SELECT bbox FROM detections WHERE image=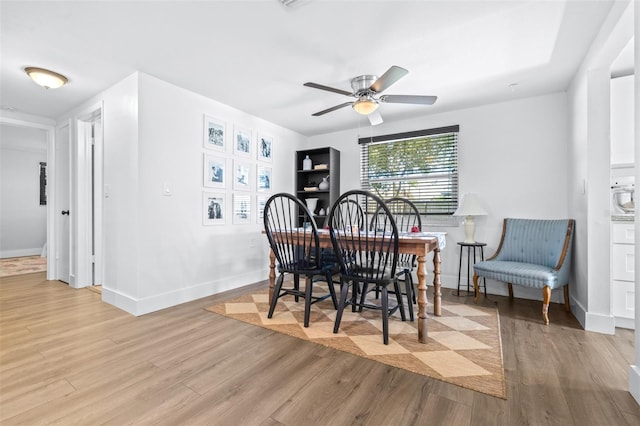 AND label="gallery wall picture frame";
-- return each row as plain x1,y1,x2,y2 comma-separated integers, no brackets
204,115,226,152
257,165,272,192
257,133,273,162
256,195,267,224
232,193,251,224
203,192,226,225
233,125,252,158
233,160,252,191
203,154,227,188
